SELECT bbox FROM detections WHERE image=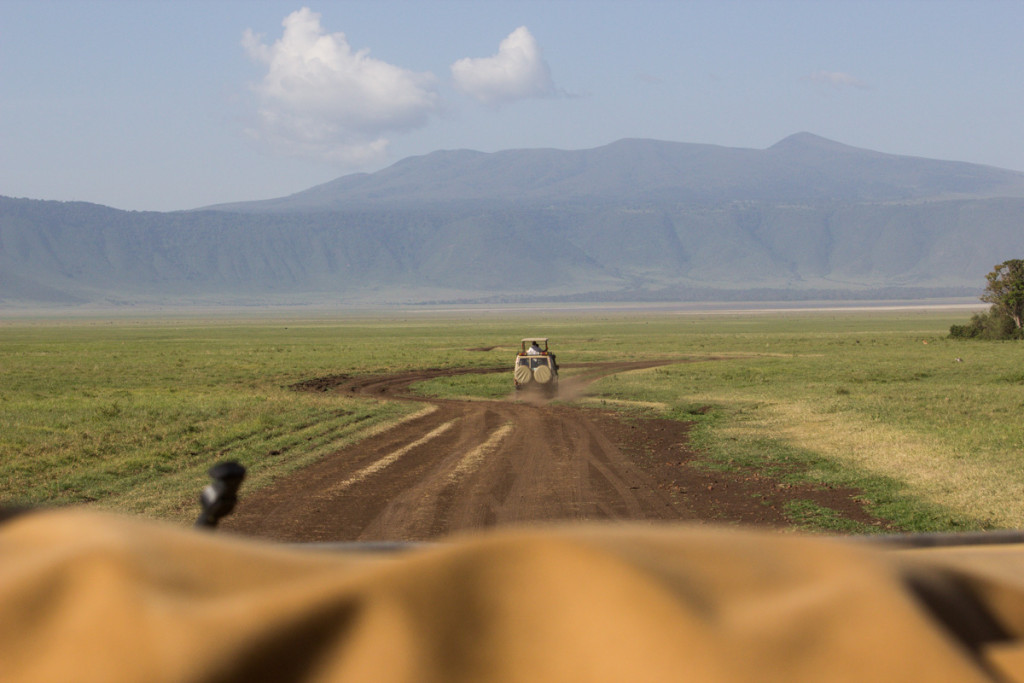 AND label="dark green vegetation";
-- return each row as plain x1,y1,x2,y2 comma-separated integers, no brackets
949,309,1022,339
5,134,1024,307
950,259,1024,339
981,259,1024,330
